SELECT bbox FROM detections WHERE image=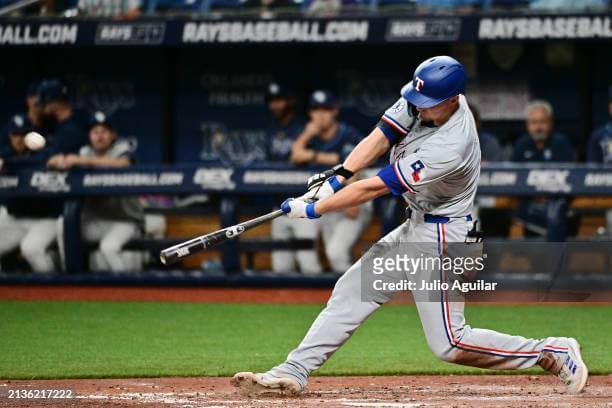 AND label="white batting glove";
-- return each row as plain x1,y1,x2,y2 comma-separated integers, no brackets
302,164,353,201
301,175,342,202
280,198,320,219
